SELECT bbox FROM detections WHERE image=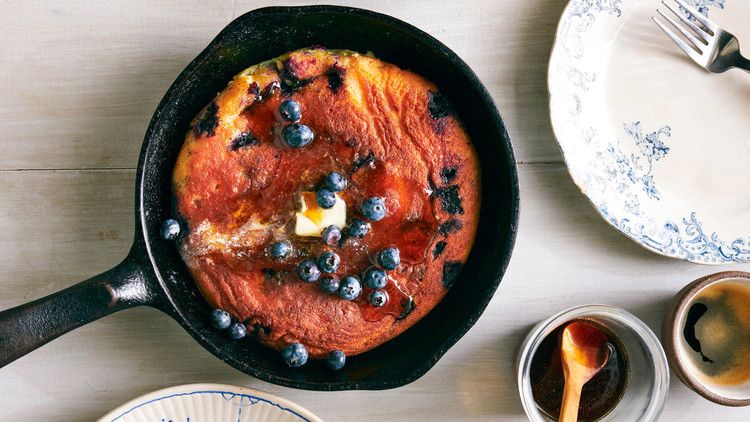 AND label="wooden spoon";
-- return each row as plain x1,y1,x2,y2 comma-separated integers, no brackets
559,321,611,422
